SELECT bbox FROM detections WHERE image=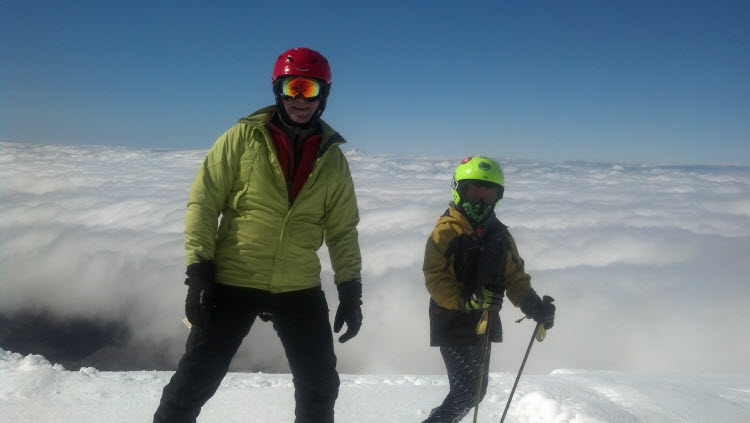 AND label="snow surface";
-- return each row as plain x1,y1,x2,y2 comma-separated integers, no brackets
2,349,749,422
